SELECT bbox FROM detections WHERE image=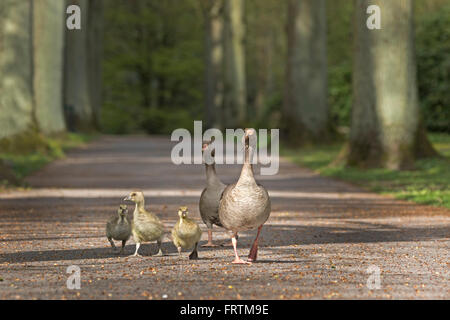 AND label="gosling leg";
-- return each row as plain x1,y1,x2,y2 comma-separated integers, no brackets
231,233,251,265
248,225,263,262
108,238,118,252
131,242,142,257
189,242,199,260
119,240,126,254
154,239,163,256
